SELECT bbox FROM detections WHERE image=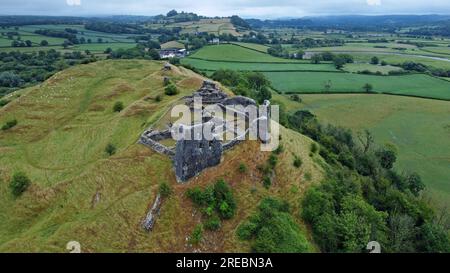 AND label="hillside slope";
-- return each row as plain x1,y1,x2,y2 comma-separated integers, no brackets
0,60,324,252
